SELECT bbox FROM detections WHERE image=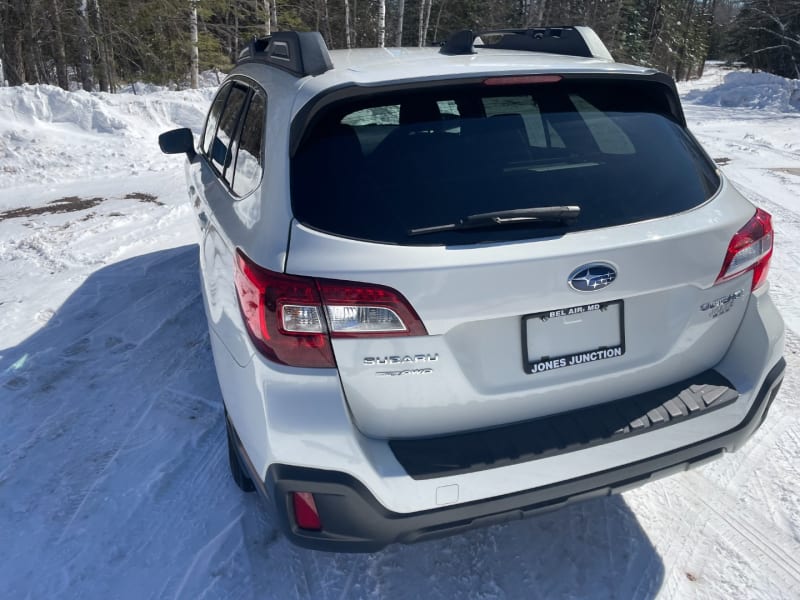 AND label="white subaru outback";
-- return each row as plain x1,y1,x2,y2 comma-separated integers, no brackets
159,27,786,552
